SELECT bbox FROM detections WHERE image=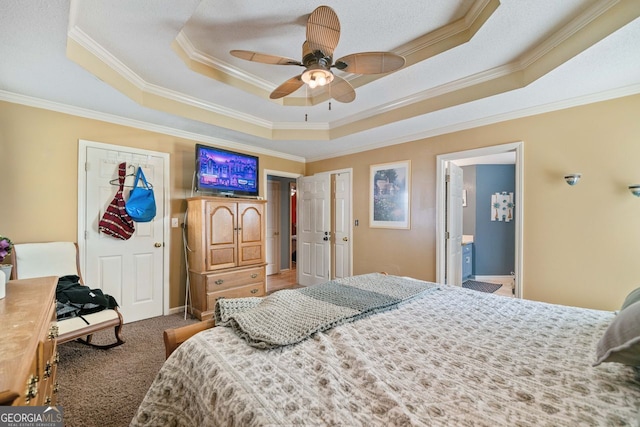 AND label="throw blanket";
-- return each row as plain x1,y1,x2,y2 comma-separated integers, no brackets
214,273,439,348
